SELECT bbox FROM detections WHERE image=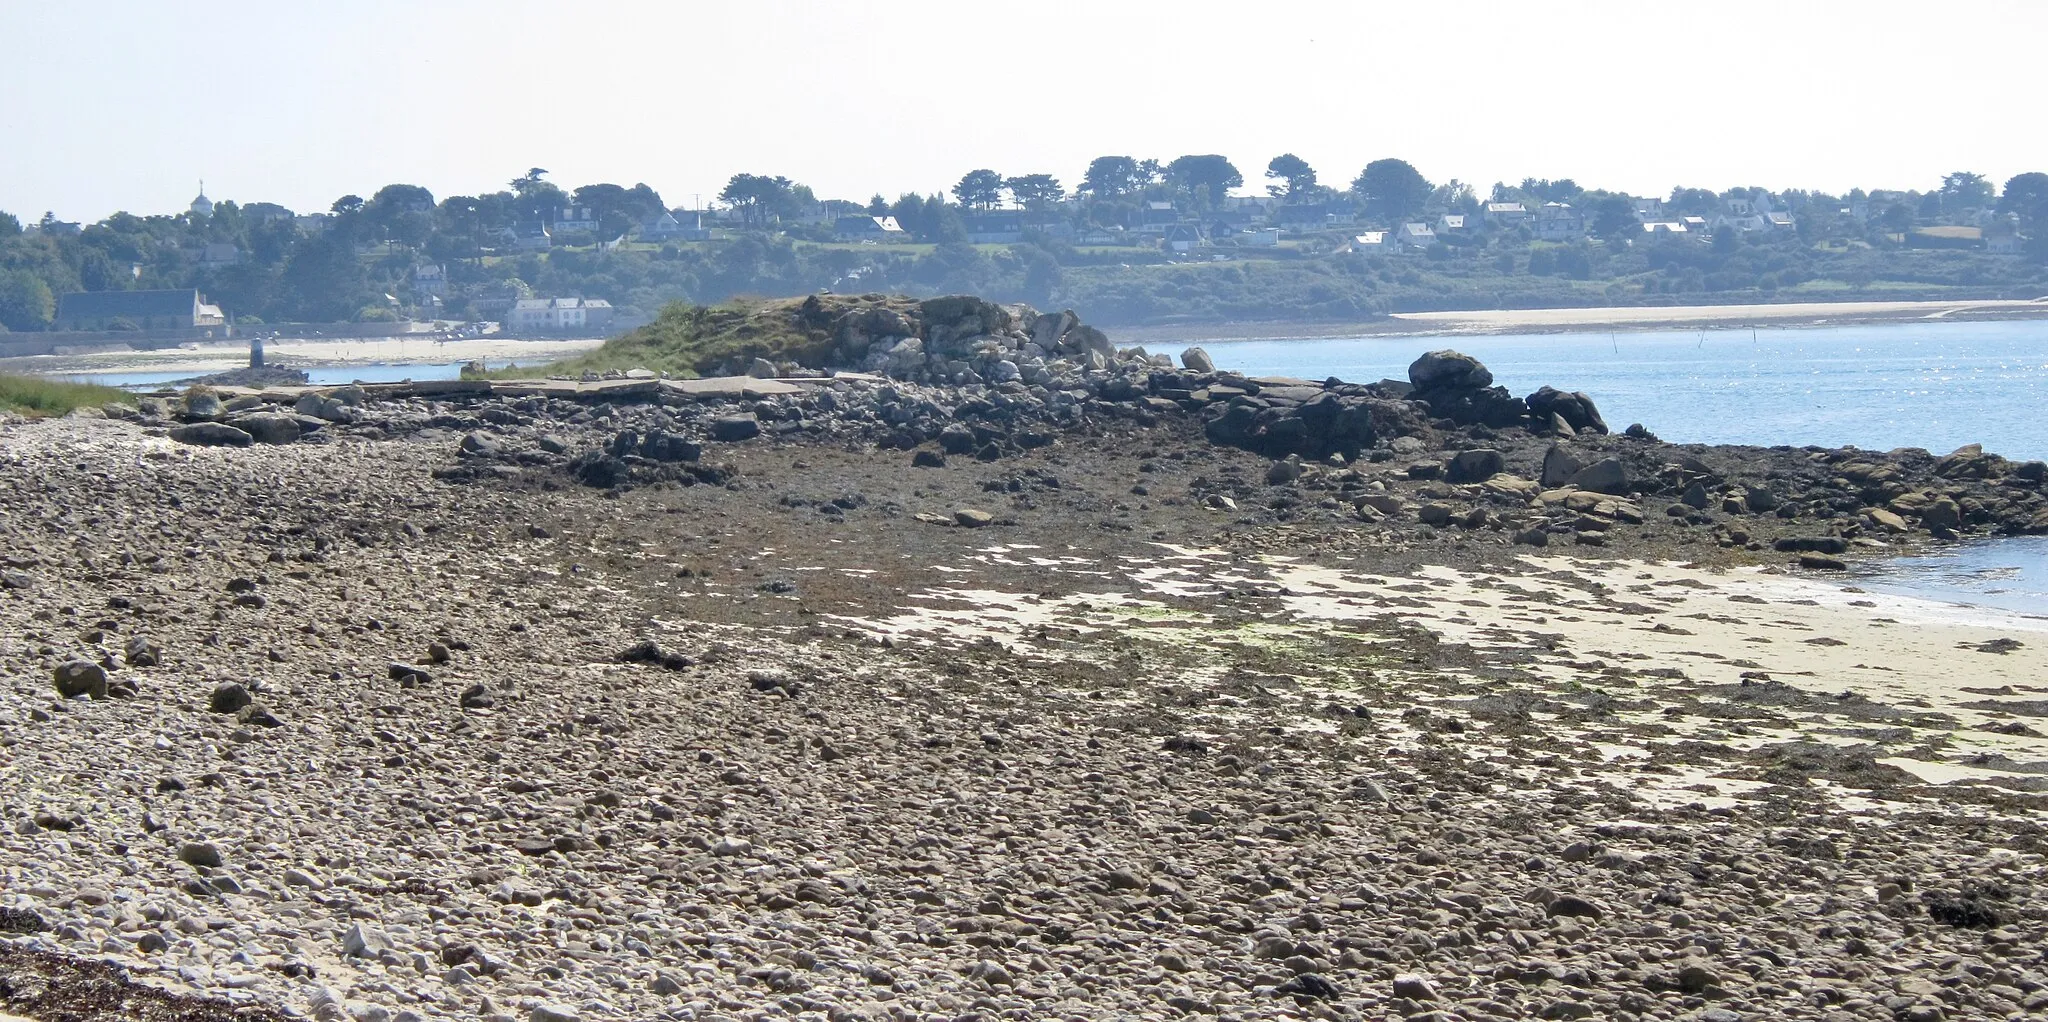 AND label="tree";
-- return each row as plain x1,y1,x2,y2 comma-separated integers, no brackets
1591,196,1638,244
0,211,19,237
1165,155,1243,209
1265,154,1317,199
2000,172,2048,222
1352,159,1432,223
1939,172,1994,214
1004,174,1063,209
280,234,370,321
866,194,890,216
331,195,365,215
953,169,1004,210
574,182,665,236
1667,187,1718,214
0,270,55,331
1080,156,1145,198
1881,203,1915,234
718,173,798,227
